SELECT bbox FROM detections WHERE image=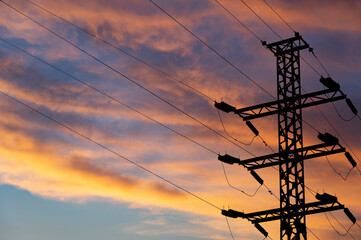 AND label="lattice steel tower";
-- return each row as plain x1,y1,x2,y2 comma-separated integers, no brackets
270,33,307,239
218,33,358,239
